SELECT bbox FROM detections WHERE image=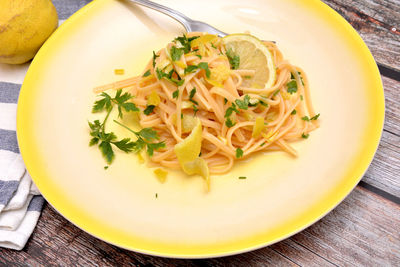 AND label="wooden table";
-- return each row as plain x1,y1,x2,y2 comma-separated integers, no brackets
1,0,399,265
